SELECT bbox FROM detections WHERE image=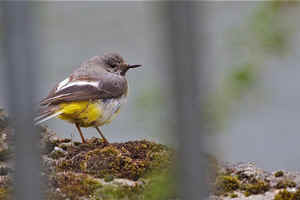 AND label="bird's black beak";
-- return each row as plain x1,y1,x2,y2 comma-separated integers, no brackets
121,64,142,76
128,64,142,69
